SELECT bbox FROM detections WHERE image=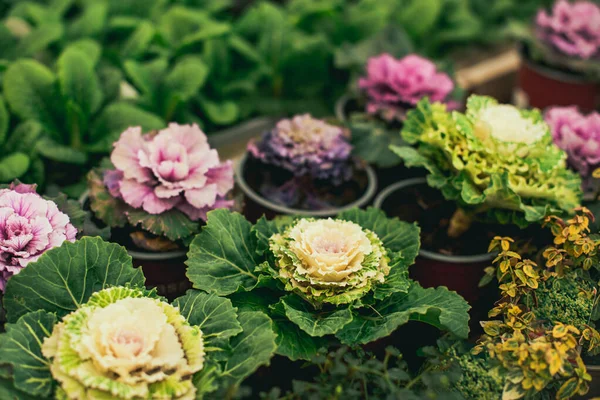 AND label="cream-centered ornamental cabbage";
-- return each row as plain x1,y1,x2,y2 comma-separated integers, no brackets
476,104,547,145
41,288,204,400
270,218,390,305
